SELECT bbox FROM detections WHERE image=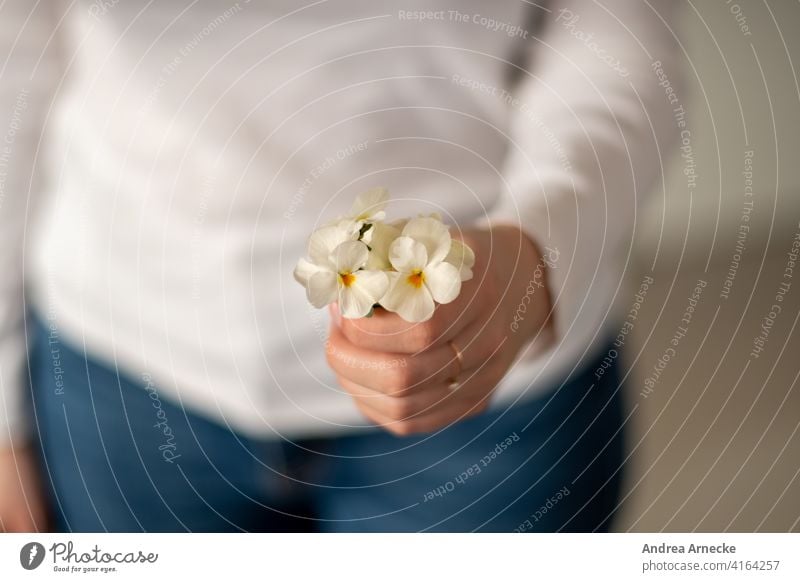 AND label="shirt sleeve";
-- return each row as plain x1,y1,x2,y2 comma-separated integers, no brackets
0,0,64,446
487,0,682,358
